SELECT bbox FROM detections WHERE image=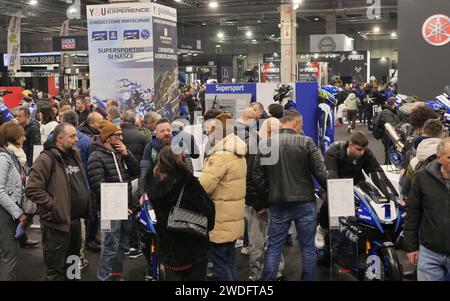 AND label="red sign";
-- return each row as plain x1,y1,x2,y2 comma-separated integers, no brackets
0,86,22,109
422,14,450,47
